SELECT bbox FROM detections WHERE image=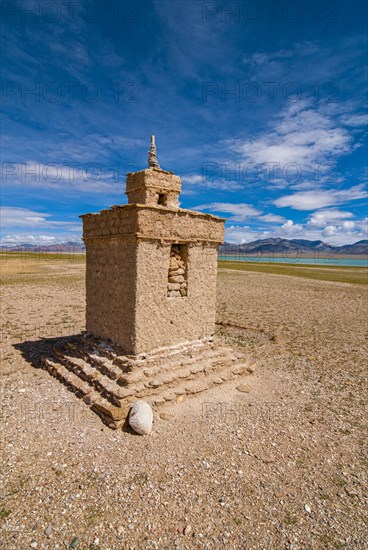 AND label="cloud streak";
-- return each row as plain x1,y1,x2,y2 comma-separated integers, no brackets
228,99,353,173
0,207,81,231
274,184,367,210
